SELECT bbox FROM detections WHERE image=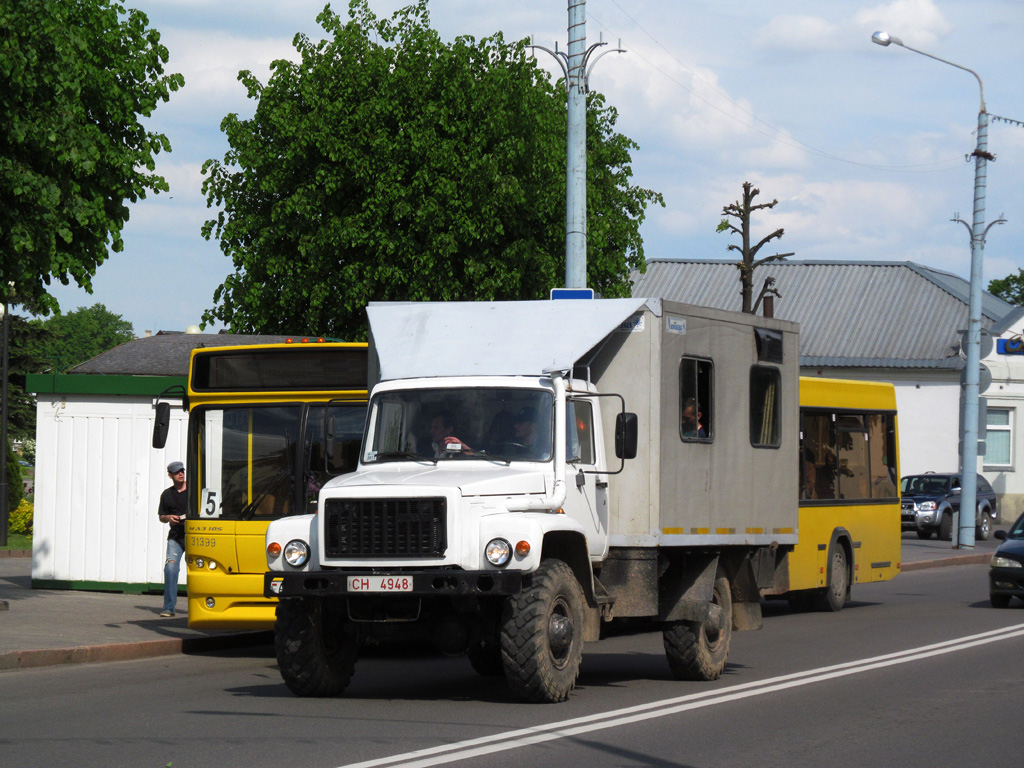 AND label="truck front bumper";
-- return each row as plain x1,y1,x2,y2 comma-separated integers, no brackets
264,568,524,599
